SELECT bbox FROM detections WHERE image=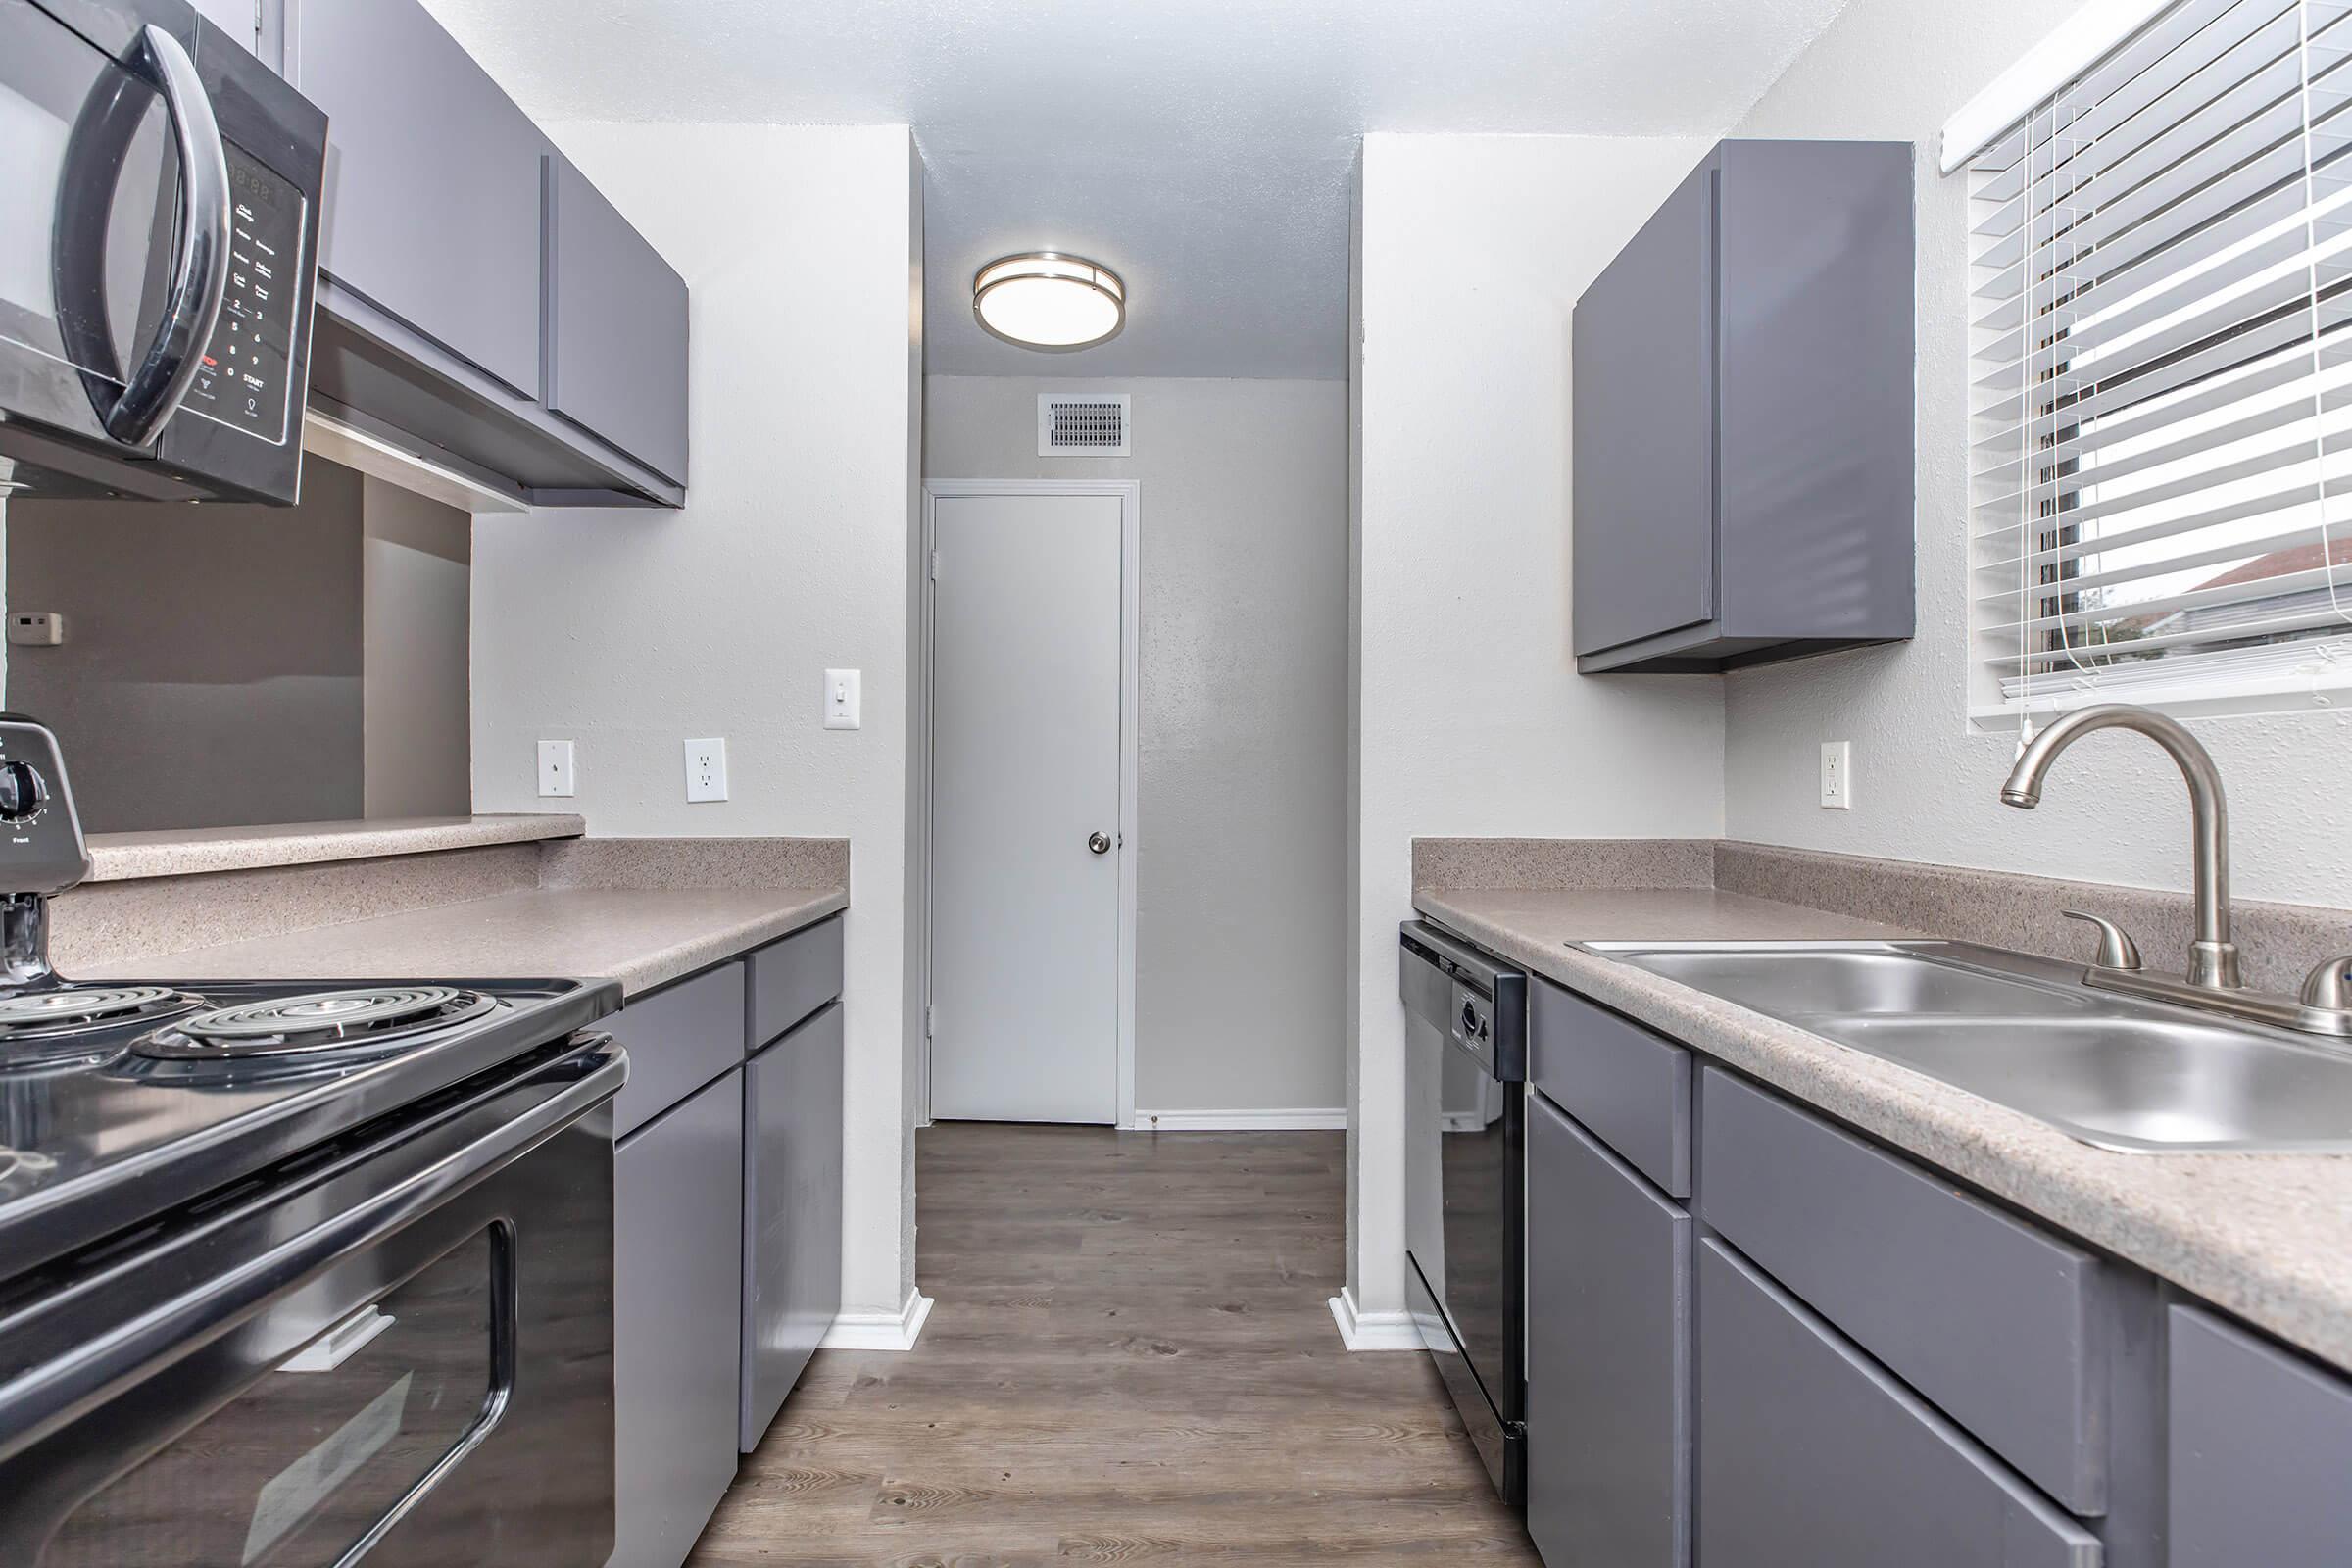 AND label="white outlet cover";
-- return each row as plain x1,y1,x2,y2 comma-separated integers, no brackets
1820,740,1853,809
536,740,575,799
824,668,862,731
684,737,728,803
